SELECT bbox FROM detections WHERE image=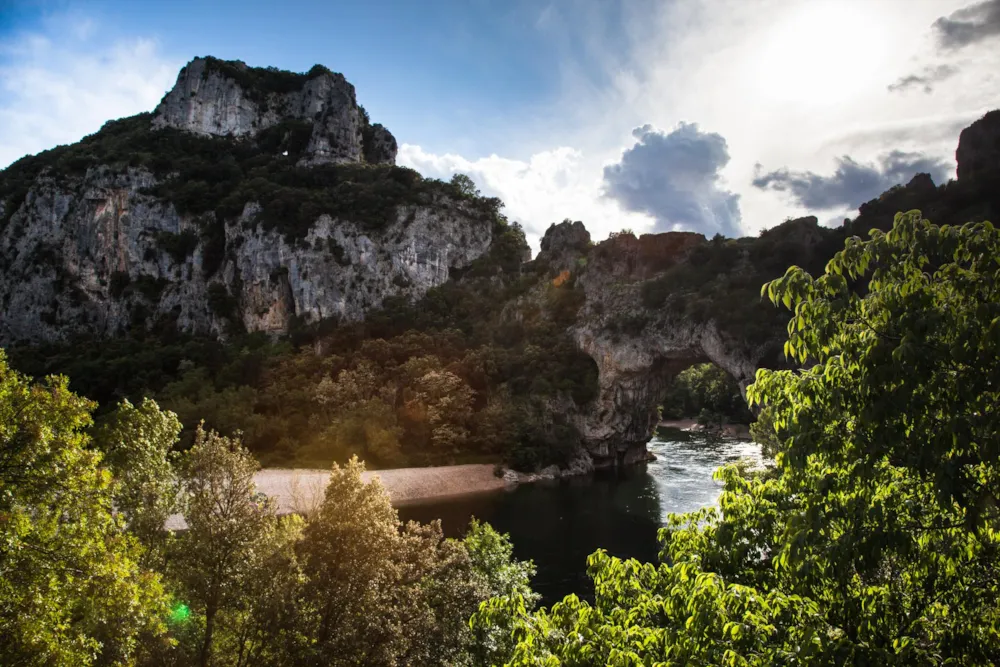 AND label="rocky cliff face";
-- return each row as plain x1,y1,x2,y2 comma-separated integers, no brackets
152,57,397,165
0,58,490,345
0,165,491,343
530,222,788,466
956,110,1000,182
